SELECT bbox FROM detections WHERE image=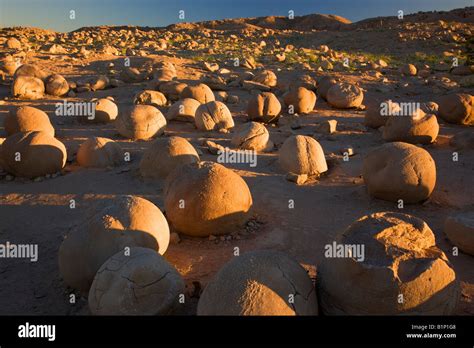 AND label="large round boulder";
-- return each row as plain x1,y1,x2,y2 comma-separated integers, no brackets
195,101,234,131
382,110,439,144
13,64,49,81
437,93,473,125
11,75,45,99
247,92,281,123
362,142,436,203
133,90,167,108
1,131,66,178
279,135,328,176
231,122,272,152
283,87,317,114
197,250,318,315
364,99,400,129
327,82,364,109
115,105,167,140
180,83,215,104
252,70,277,87
88,247,184,315
317,76,338,100
164,162,252,237
92,98,118,123
58,195,170,294
166,98,200,122
318,212,459,315
4,106,54,137
45,74,69,97
77,137,123,168
159,81,187,101
139,136,200,179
